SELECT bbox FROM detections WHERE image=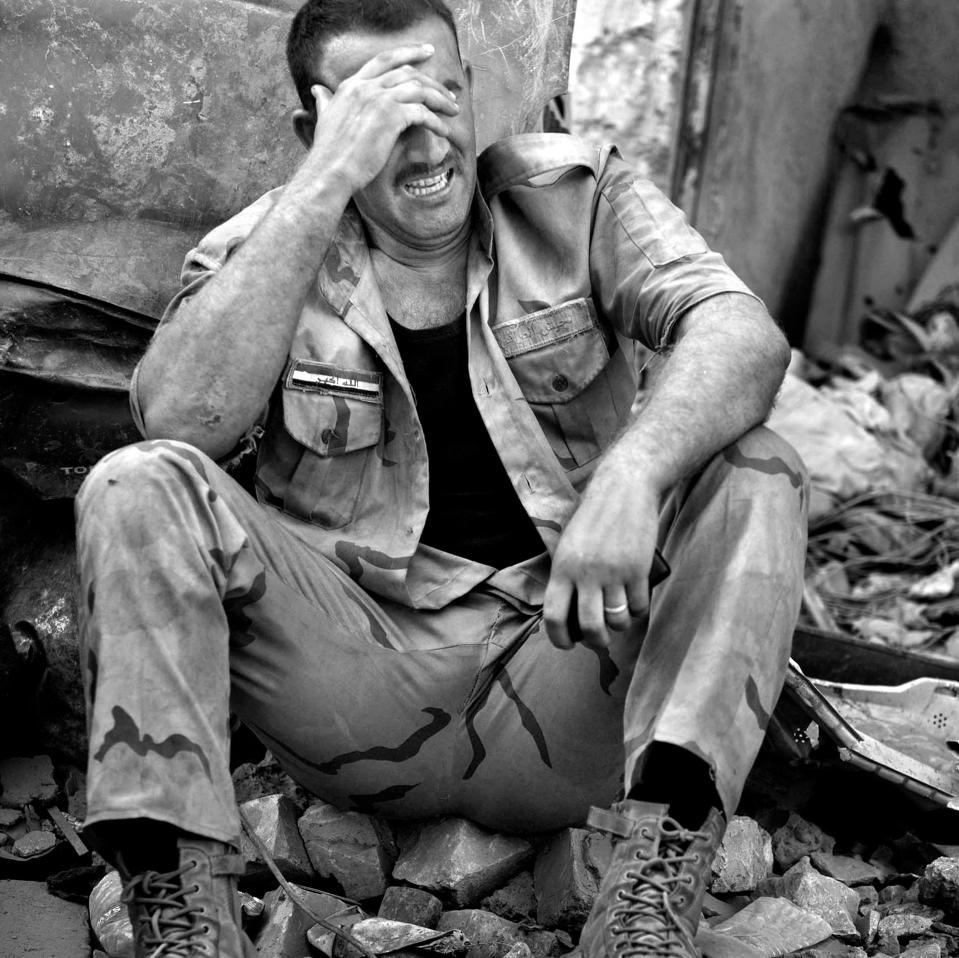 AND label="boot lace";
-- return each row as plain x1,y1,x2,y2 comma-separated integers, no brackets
122,862,207,957
610,821,705,957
